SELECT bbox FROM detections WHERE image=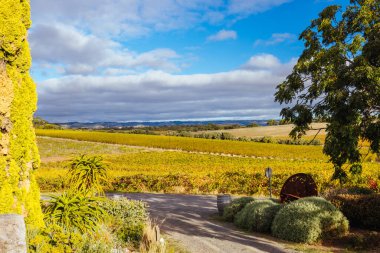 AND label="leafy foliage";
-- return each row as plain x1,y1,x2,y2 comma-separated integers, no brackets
329,193,380,231
247,200,282,233
27,222,115,253
267,119,278,126
223,197,254,222
36,138,380,195
28,223,84,253
193,132,235,140
234,201,255,229
100,198,148,246
43,193,107,233
271,197,349,243
36,129,330,160
233,199,282,233
275,0,380,181
68,155,108,195
0,0,43,227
